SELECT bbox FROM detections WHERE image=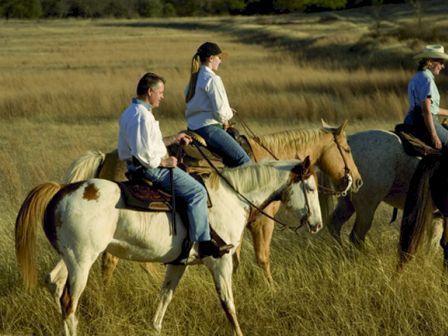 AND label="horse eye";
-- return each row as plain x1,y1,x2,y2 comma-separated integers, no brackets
306,184,315,192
